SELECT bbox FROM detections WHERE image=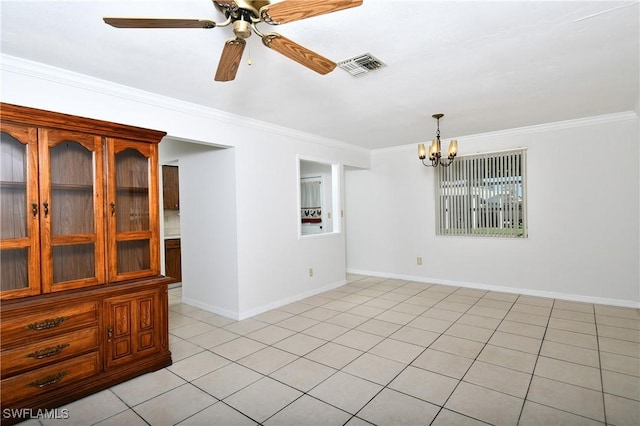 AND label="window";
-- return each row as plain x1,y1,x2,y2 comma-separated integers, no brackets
435,148,527,238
